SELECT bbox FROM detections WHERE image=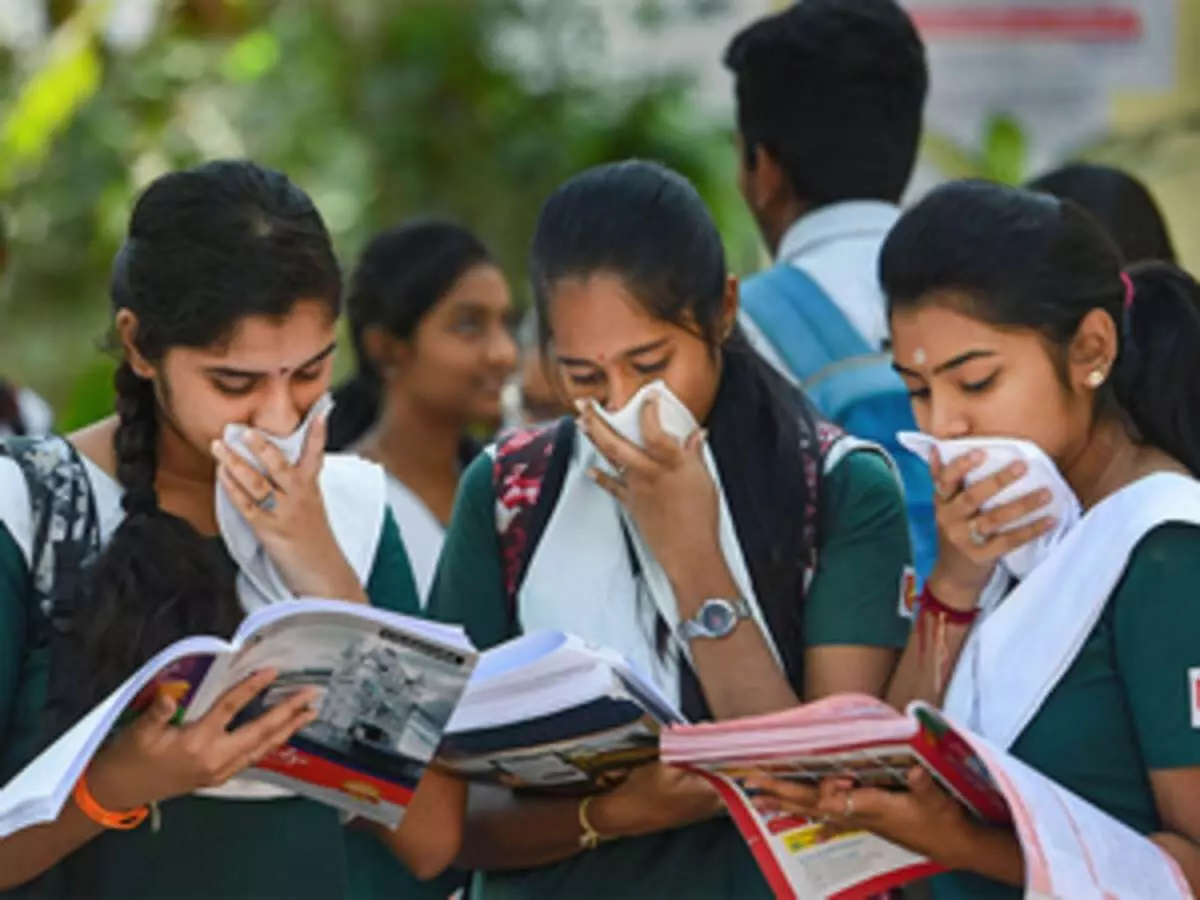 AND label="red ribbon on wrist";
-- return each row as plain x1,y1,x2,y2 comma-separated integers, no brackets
917,585,980,693
918,585,980,627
